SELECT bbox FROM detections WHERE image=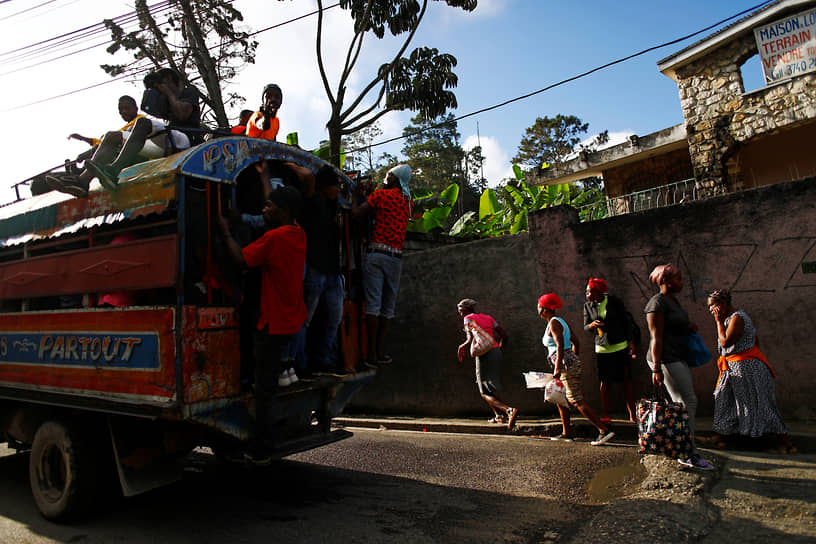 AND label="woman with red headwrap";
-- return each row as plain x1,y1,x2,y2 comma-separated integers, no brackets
645,263,715,470
538,293,614,445
584,277,637,423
